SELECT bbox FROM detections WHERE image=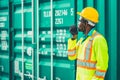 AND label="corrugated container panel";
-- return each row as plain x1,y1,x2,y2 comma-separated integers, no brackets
0,0,119,80
0,0,10,80
117,0,120,80
39,0,76,80
12,1,34,80
0,0,8,8
106,0,117,80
